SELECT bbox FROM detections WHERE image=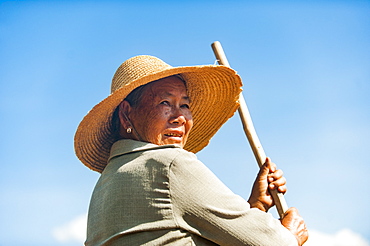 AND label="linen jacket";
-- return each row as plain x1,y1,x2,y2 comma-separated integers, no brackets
86,139,297,246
